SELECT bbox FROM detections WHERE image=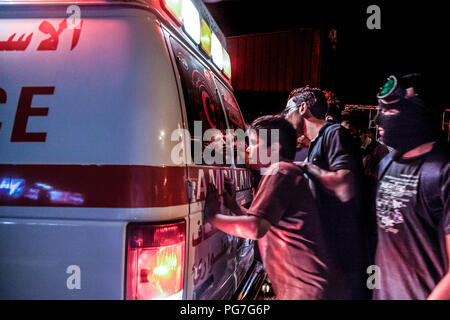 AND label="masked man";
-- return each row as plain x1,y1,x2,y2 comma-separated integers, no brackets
374,74,450,300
